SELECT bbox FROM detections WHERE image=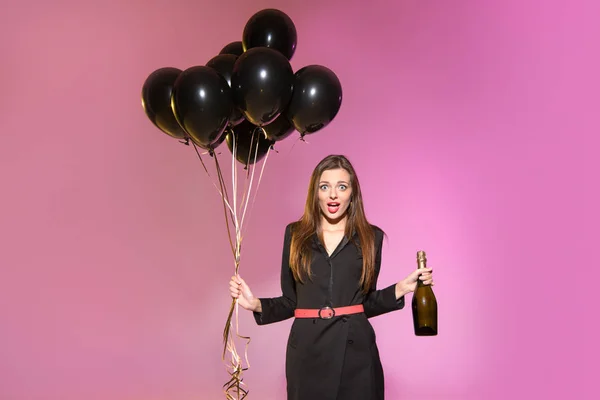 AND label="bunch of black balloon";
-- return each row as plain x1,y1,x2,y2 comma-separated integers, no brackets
141,8,343,167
